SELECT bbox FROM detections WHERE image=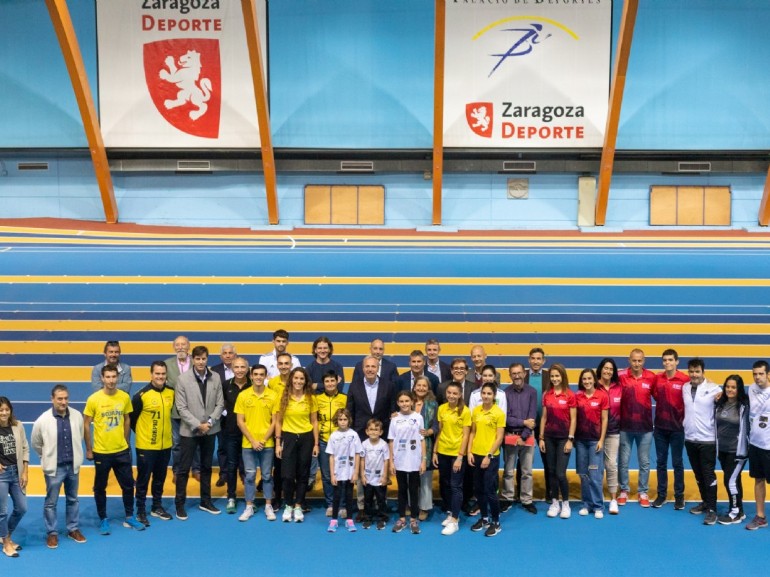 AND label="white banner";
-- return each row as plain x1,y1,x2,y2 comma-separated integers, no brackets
97,0,266,148
444,0,612,148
